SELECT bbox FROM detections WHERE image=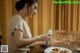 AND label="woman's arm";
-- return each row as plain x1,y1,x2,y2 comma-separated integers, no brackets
13,29,51,48
13,29,40,48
